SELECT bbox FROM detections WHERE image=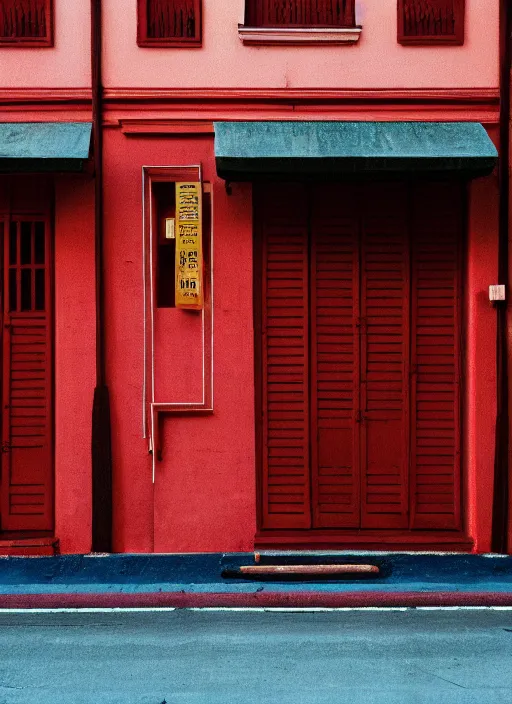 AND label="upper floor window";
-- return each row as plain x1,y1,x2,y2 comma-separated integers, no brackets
398,0,465,46
137,0,202,47
0,0,53,47
240,0,361,45
244,0,356,28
